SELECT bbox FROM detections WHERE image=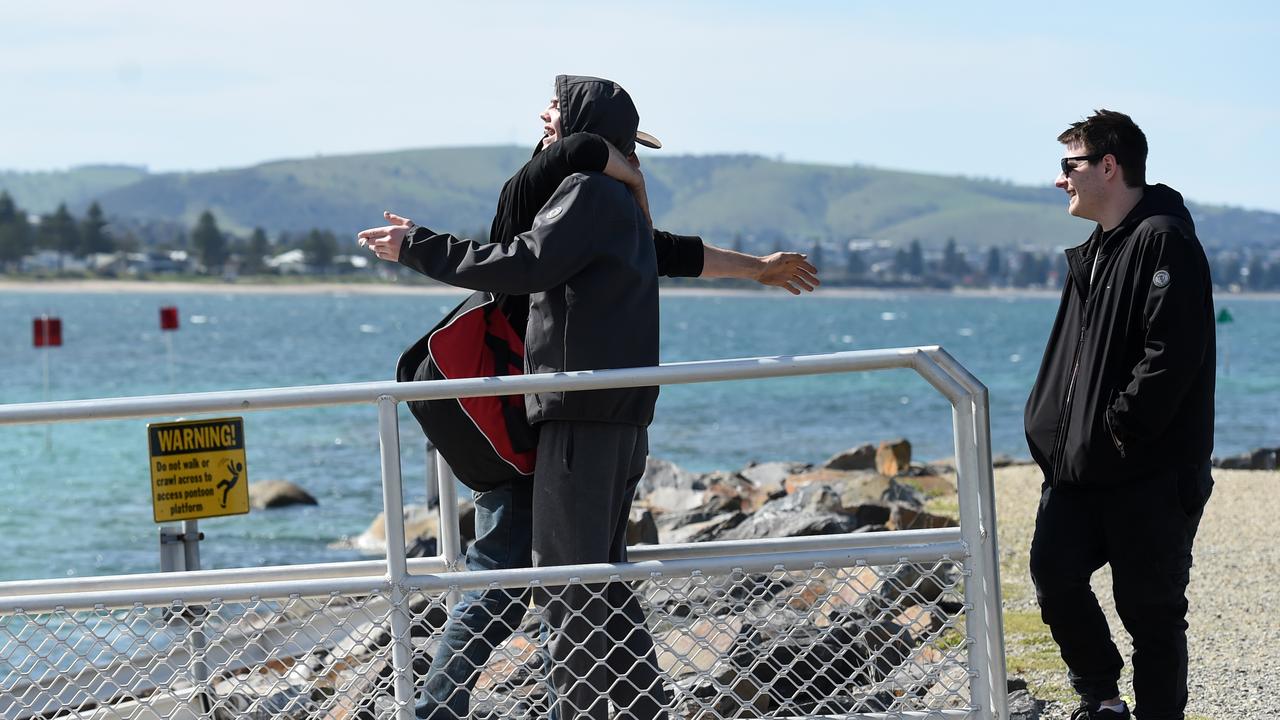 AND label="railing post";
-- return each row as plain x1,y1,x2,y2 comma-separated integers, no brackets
952,393,996,718
970,388,1008,720
928,349,1009,720
377,396,415,720
435,453,464,610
